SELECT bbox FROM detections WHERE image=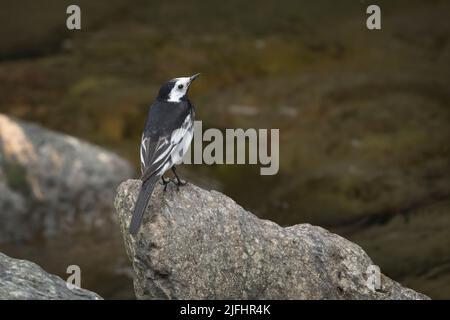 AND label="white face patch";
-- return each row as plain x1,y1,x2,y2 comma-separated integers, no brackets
167,77,192,102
